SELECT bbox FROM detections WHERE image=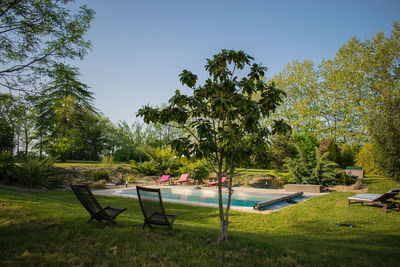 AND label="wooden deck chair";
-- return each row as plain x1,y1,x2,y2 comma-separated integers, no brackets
348,189,400,213
70,184,126,227
136,186,178,230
